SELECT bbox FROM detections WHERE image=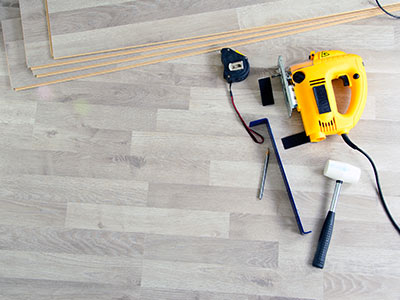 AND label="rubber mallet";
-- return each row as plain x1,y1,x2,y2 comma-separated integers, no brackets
312,160,361,269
